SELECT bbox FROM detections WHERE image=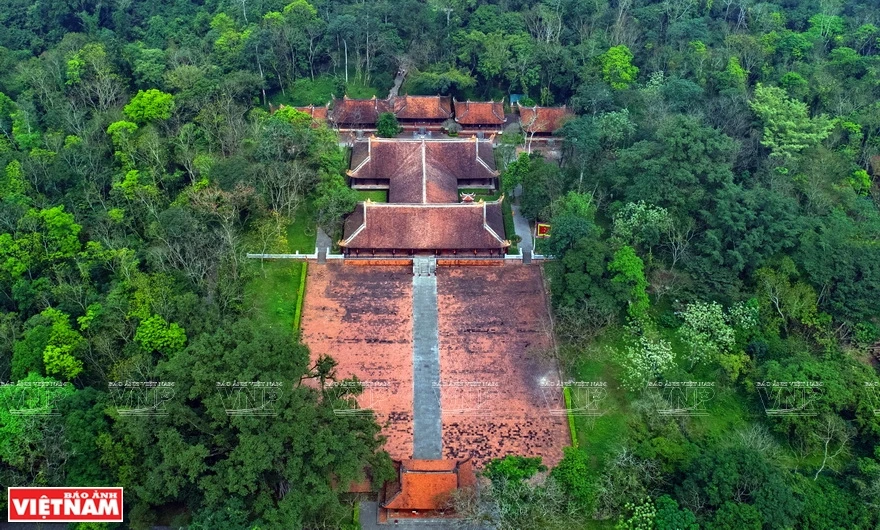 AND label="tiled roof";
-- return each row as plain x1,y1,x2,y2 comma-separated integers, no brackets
293,104,328,121
340,201,508,251
390,95,453,120
403,459,458,472
347,138,498,204
382,458,477,511
453,99,505,125
517,103,572,133
330,96,391,126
